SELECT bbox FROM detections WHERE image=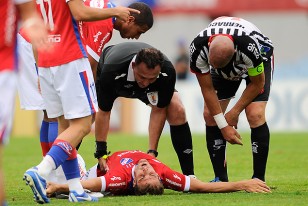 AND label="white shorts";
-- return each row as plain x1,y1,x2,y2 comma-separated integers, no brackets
17,34,45,110
0,71,17,145
39,58,98,119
